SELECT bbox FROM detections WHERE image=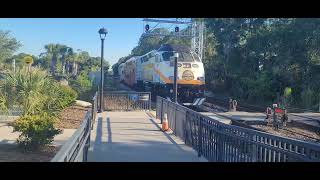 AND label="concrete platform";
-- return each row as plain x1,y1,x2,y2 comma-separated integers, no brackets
199,112,232,124
88,111,207,162
289,113,320,129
